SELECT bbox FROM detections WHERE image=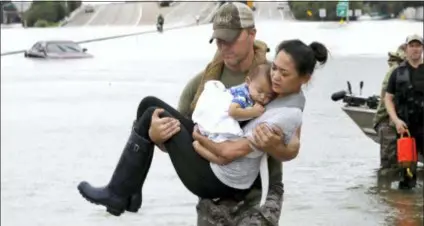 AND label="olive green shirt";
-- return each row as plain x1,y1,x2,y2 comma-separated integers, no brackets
373,65,398,127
